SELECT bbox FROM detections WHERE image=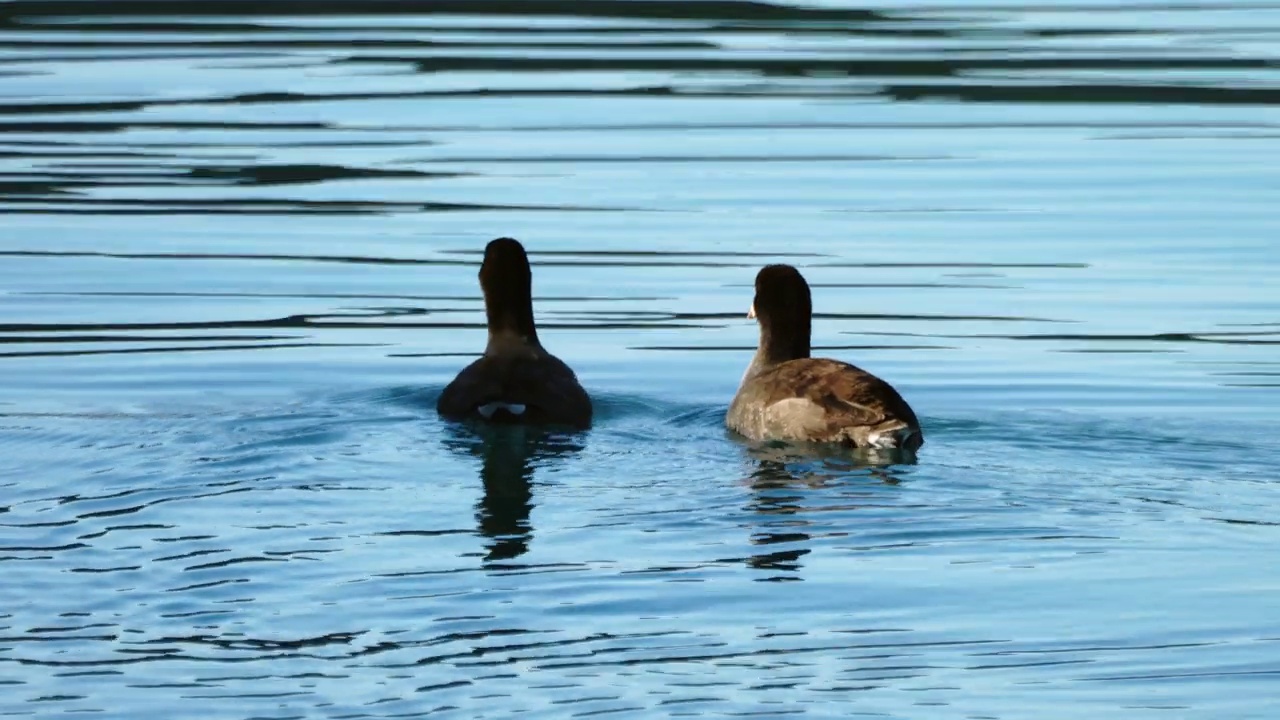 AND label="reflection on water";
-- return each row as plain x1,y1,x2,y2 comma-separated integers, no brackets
2,0,1279,718
443,423,586,561
742,454,911,580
